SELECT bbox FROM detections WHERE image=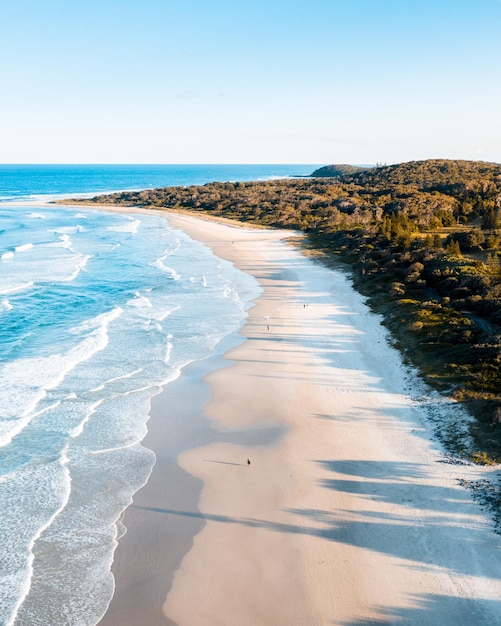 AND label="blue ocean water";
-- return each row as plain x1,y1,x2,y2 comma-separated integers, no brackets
0,163,316,203
0,165,316,625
